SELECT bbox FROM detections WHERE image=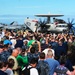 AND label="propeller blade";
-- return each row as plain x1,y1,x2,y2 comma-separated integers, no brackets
71,18,74,24
68,18,70,23
38,18,42,24
43,19,45,23
72,23,75,25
